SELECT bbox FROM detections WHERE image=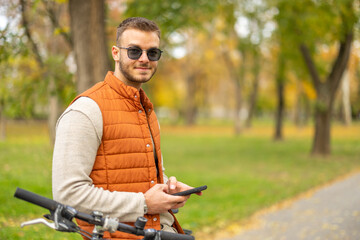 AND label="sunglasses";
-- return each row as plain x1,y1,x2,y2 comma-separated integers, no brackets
118,46,163,61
